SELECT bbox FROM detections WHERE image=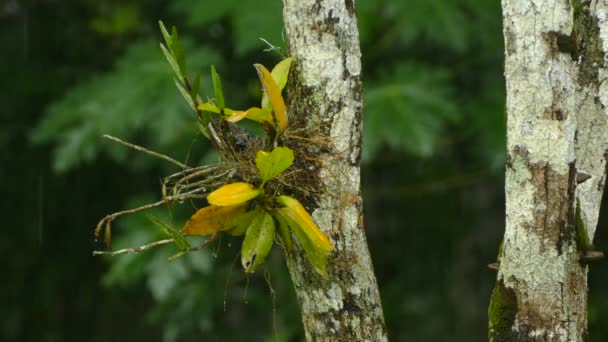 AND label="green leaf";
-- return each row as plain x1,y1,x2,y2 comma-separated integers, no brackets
271,57,294,90
160,43,181,79
174,78,196,111
158,20,172,47
211,65,225,109
170,26,187,76
241,210,275,273
190,72,201,99
168,250,189,261
147,215,191,251
255,146,294,184
197,102,221,114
